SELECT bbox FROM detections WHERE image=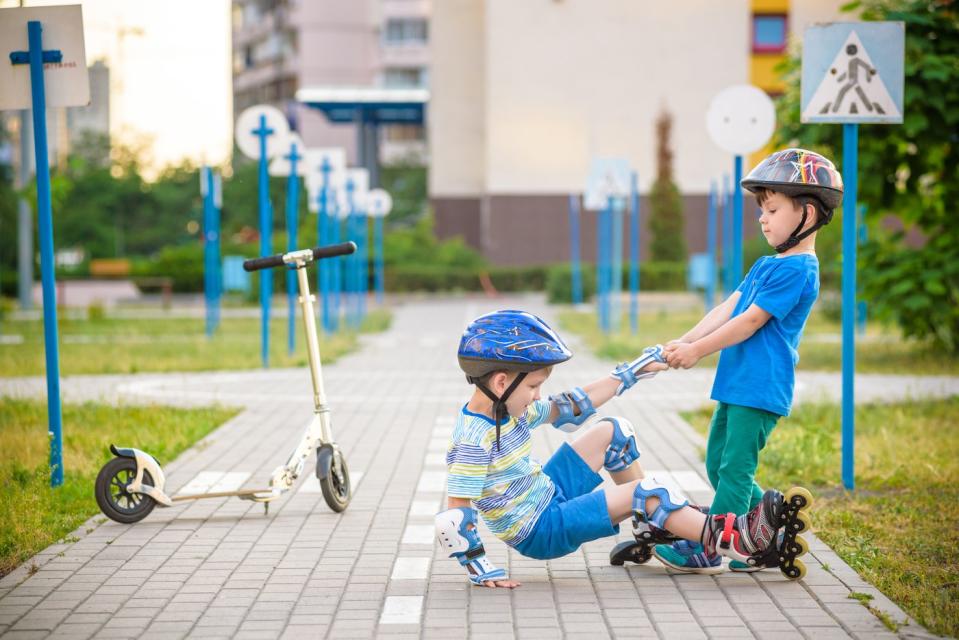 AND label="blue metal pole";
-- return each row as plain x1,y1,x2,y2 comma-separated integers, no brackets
330,190,340,332
285,143,301,356
568,195,582,305
611,198,623,333
203,167,215,338
596,202,605,332
842,123,858,491
375,215,385,304
346,181,357,328
599,196,614,333
359,210,368,321
318,161,331,332
629,173,639,334
857,204,867,335
255,114,274,368
720,173,731,295
706,180,717,310
213,173,222,333
732,155,744,285
25,21,64,487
